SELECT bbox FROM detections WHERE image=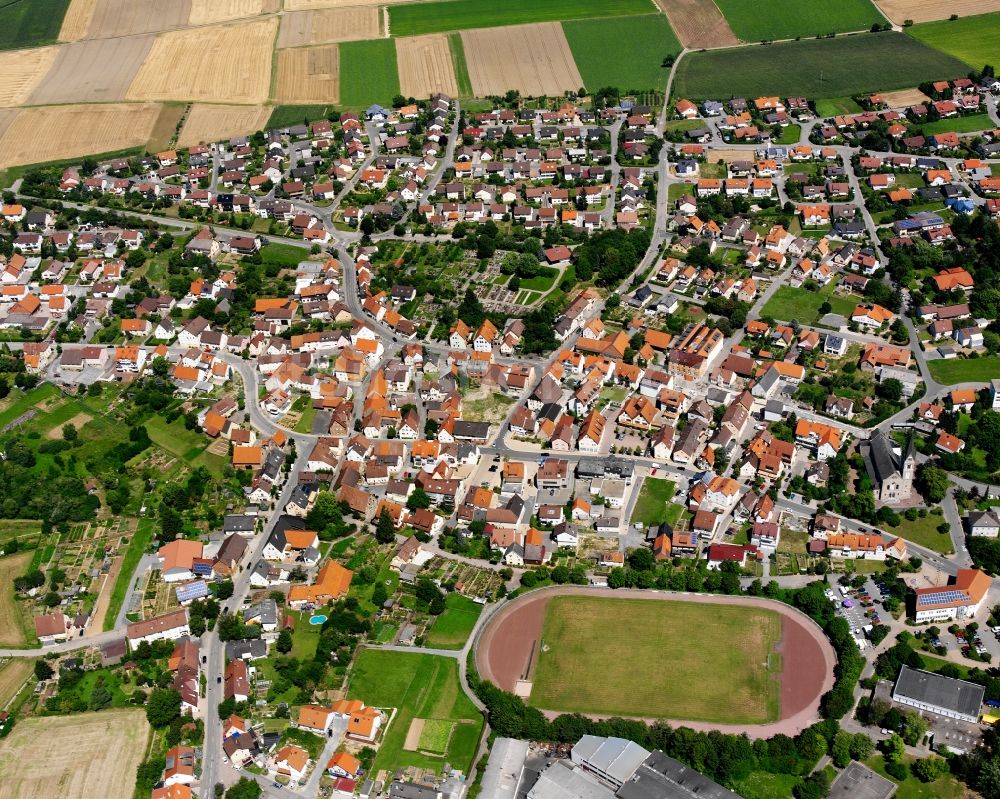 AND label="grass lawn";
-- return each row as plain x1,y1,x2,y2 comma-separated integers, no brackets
920,653,972,679
530,596,781,723
865,755,965,799
713,0,885,41
267,105,336,130
0,0,70,50
347,649,483,775
774,124,802,144
388,0,652,36
908,12,1000,71
672,34,968,100
891,511,953,555
103,518,155,631
0,383,59,430
518,266,559,292
815,96,864,117
293,402,317,434
424,594,482,650
340,39,400,107
289,611,323,659
0,551,33,646
917,113,993,135
731,771,802,799
260,242,308,268
929,356,1000,385
447,34,473,97
761,284,855,325
563,15,679,93
629,478,677,527
144,415,226,477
